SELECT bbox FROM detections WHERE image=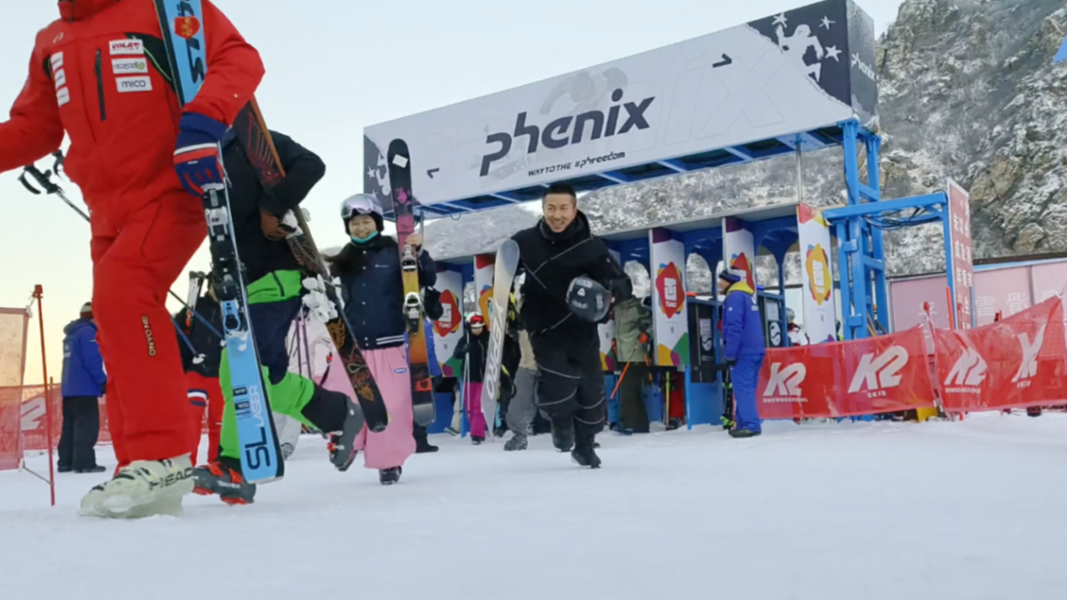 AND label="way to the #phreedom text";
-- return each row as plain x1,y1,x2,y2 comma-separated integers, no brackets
528,151,627,178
